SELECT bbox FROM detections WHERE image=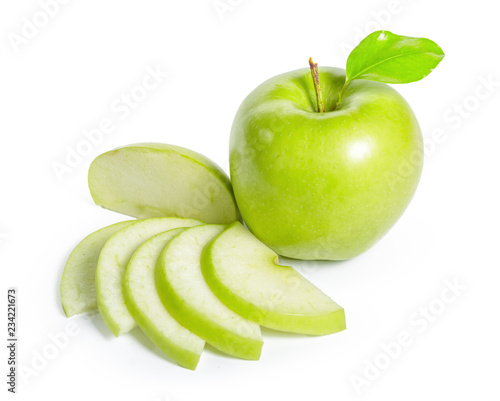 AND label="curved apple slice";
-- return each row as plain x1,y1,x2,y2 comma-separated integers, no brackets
96,217,202,336
155,225,263,360
88,143,239,224
202,222,346,335
61,220,135,317
123,228,205,370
